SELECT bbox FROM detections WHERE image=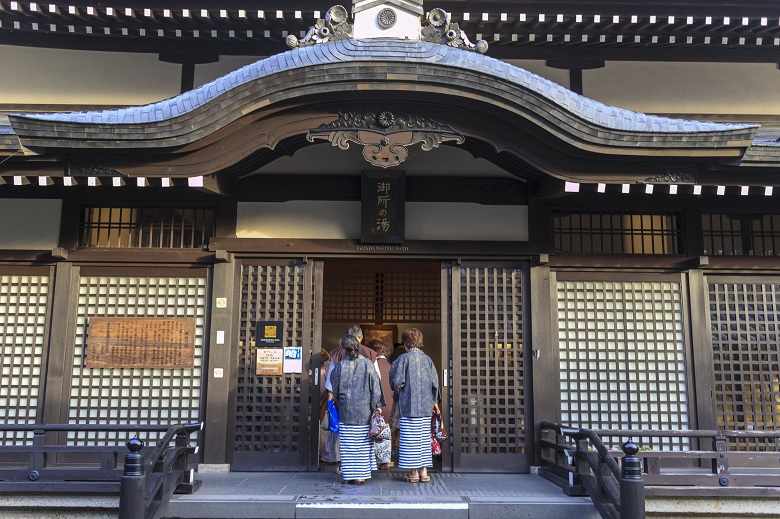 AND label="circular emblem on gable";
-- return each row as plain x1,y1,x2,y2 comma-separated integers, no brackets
377,8,397,29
